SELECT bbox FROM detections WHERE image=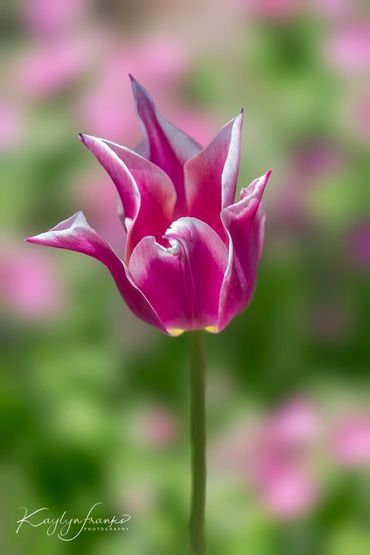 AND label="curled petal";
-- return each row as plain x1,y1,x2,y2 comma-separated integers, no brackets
26,212,166,332
130,75,202,215
79,134,176,259
184,112,243,237
216,170,271,332
129,218,228,332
